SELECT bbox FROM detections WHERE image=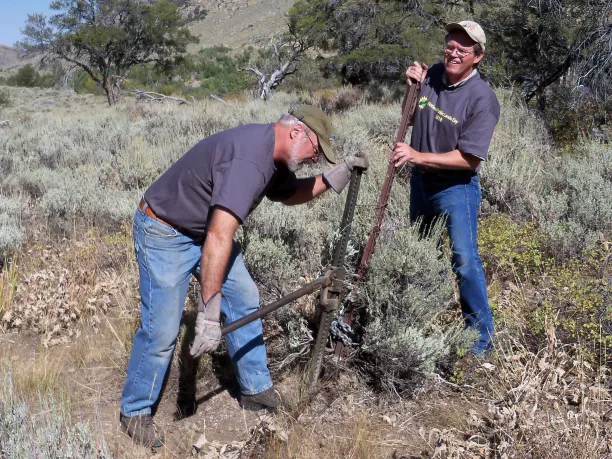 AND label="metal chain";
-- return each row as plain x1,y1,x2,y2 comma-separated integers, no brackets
329,308,358,347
